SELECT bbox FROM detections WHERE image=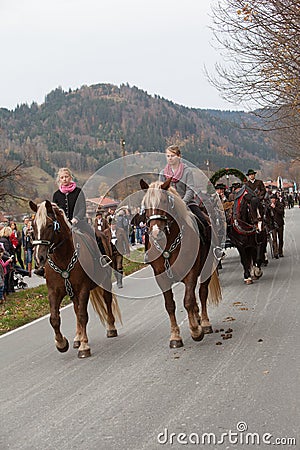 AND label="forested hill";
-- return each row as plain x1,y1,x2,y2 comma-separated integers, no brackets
0,83,277,176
